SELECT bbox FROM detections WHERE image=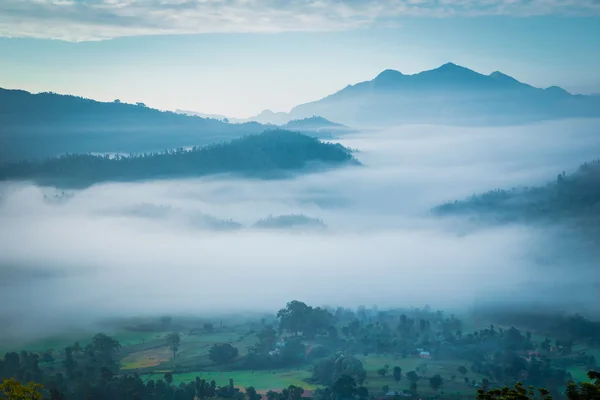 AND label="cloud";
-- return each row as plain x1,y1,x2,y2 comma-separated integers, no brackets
0,0,599,42
1,119,600,344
